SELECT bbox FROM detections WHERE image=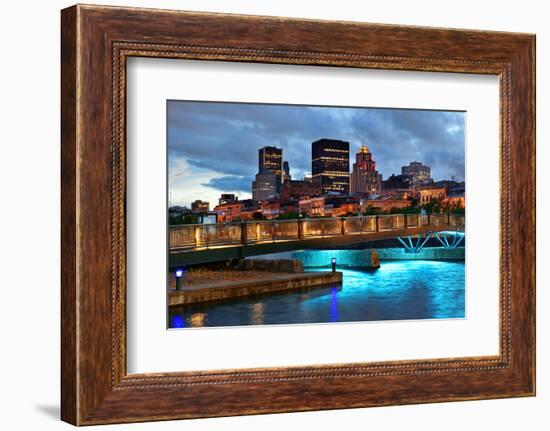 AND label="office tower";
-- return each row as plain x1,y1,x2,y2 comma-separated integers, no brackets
258,146,283,192
252,170,278,201
312,138,350,195
282,161,291,183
